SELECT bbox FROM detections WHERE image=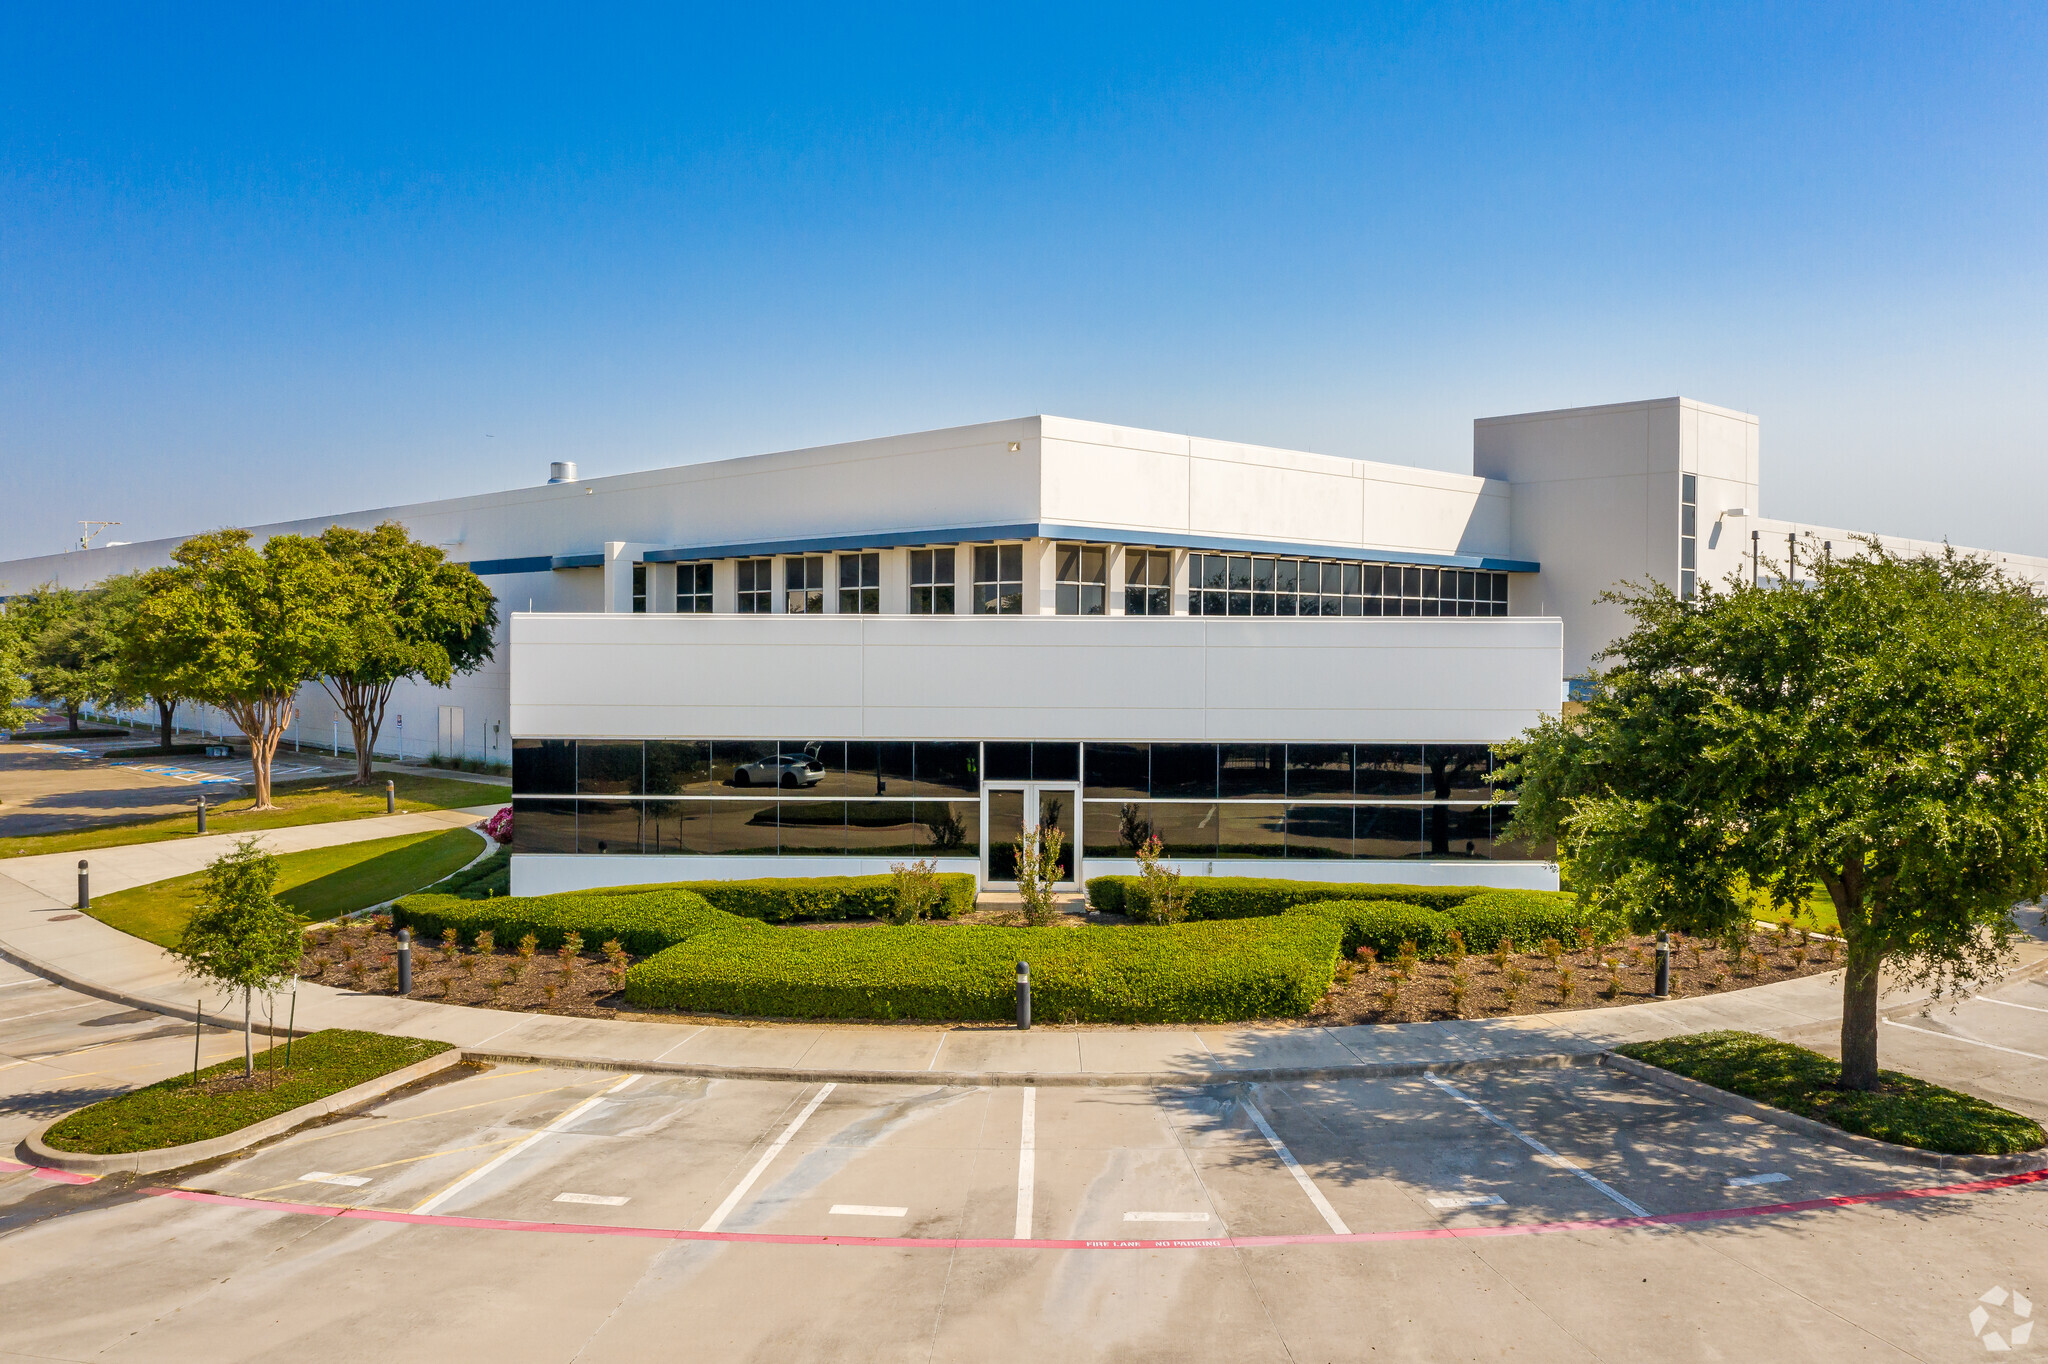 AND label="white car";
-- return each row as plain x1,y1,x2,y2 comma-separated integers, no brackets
732,753,825,788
